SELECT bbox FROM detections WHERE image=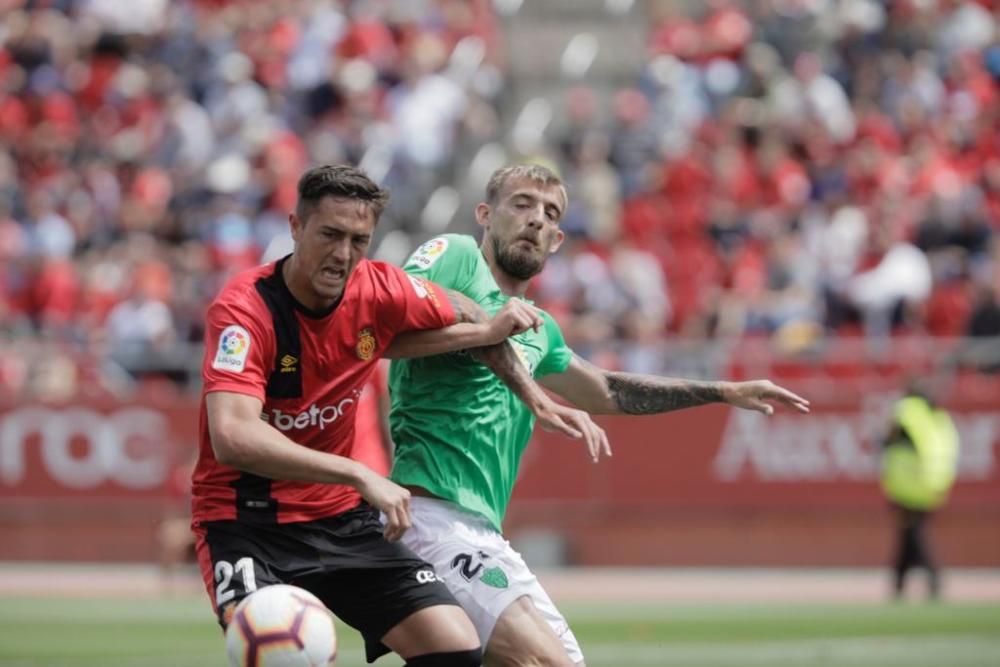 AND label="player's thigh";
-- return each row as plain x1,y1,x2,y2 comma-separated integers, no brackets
299,506,479,661
402,511,581,663
312,560,478,659
485,595,576,667
382,603,480,658
193,521,289,626
400,509,523,647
